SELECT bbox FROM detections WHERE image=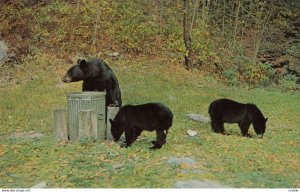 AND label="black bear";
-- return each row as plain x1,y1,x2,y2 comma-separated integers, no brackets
208,98,268,138
109,103,173,149
62,58,122,107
